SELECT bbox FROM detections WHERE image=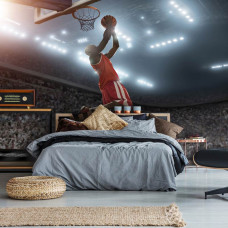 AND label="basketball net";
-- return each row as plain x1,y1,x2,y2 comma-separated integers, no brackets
72,6,100,31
